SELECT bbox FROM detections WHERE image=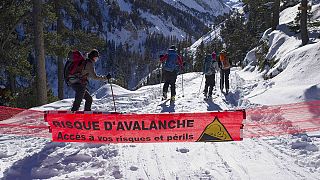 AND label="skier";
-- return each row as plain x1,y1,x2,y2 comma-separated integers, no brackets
70,49,111,111
160,45,183,101
218,49,231,94
203,52,219,99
